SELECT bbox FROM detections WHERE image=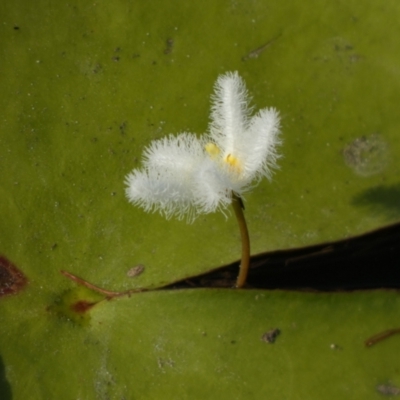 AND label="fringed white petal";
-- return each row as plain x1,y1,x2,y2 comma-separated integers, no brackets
209,72,251,155
143,133,206,172
240,107,281,181
125,168,196,221
125,134,230,222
